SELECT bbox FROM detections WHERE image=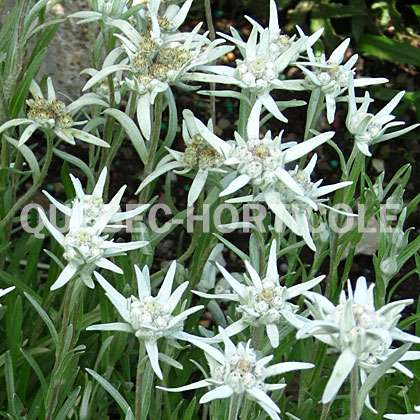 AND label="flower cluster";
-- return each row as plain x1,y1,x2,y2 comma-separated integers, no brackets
88,261,204,379
158,327,314,420
38,167,148,290
195,240,324,347
293,277,420,404
0,78,109,147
